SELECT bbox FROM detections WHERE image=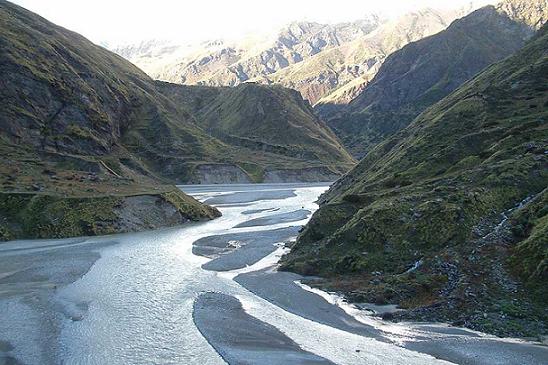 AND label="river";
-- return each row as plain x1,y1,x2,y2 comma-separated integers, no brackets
0,183,546,364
